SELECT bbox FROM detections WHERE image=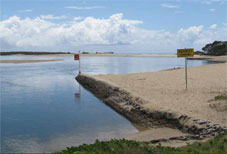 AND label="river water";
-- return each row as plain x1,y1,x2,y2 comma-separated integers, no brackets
0,55,213,152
